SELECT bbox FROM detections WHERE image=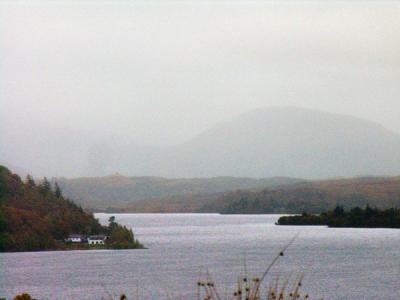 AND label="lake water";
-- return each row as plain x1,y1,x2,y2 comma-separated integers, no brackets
1,214,400,299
